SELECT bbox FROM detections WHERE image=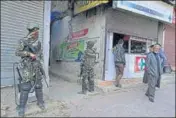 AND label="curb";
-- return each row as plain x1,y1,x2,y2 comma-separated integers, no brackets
96,74,175,93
